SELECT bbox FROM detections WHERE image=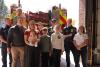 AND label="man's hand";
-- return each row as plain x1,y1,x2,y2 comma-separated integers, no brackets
61,51,64,55
64,33,72,38
76,45,81,50
0,36,7,44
